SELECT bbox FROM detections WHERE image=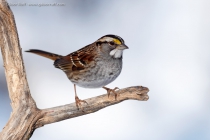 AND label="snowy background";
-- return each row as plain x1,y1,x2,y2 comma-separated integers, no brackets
0,0,210,139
